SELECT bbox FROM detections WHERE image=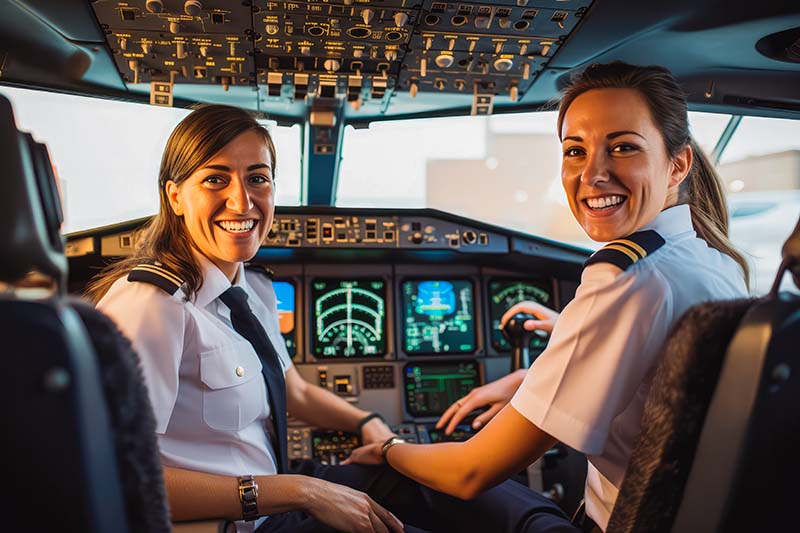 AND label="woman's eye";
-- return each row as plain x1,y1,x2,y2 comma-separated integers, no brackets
248,174,273,185
563,147,584,157
610,143,637,154
202,175,225,185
